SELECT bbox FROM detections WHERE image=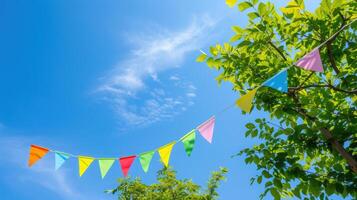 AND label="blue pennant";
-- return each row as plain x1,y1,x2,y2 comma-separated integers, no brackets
55,151,70,170
262,69,288,93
